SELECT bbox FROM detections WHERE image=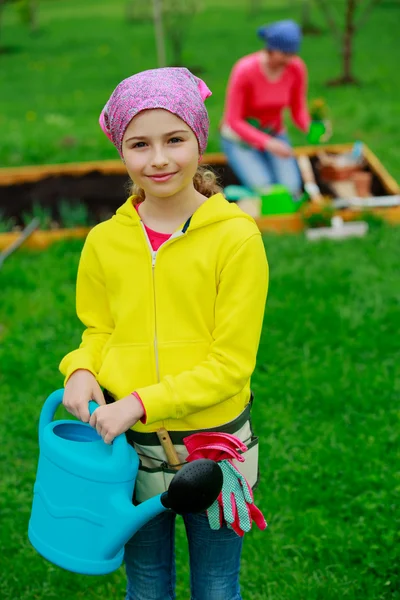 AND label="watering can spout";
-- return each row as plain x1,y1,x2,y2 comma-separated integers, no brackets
107,493,167,558
107,456,225,558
